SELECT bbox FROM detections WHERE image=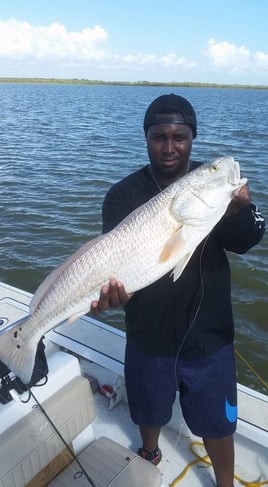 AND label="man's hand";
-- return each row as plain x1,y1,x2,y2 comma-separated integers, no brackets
90,279,133,316
225,182,251,216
